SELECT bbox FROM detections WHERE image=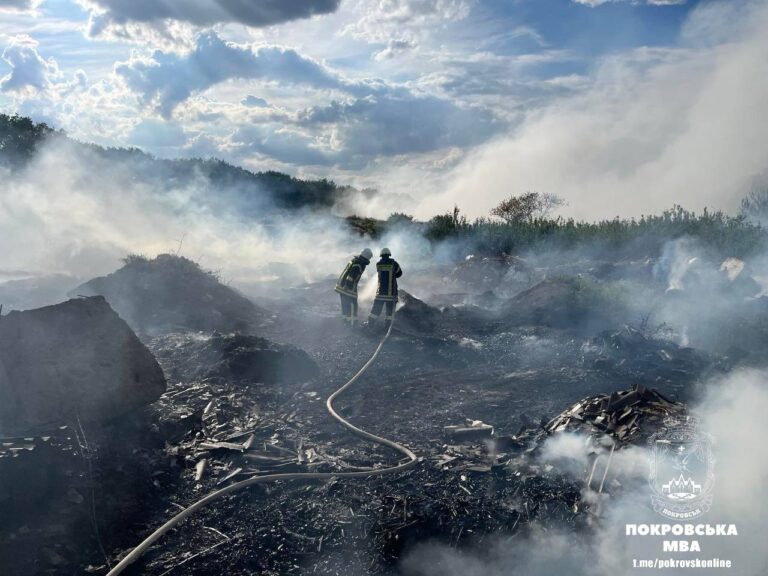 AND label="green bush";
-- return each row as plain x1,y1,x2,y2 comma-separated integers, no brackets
425,206,470,241
448,206,766,259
